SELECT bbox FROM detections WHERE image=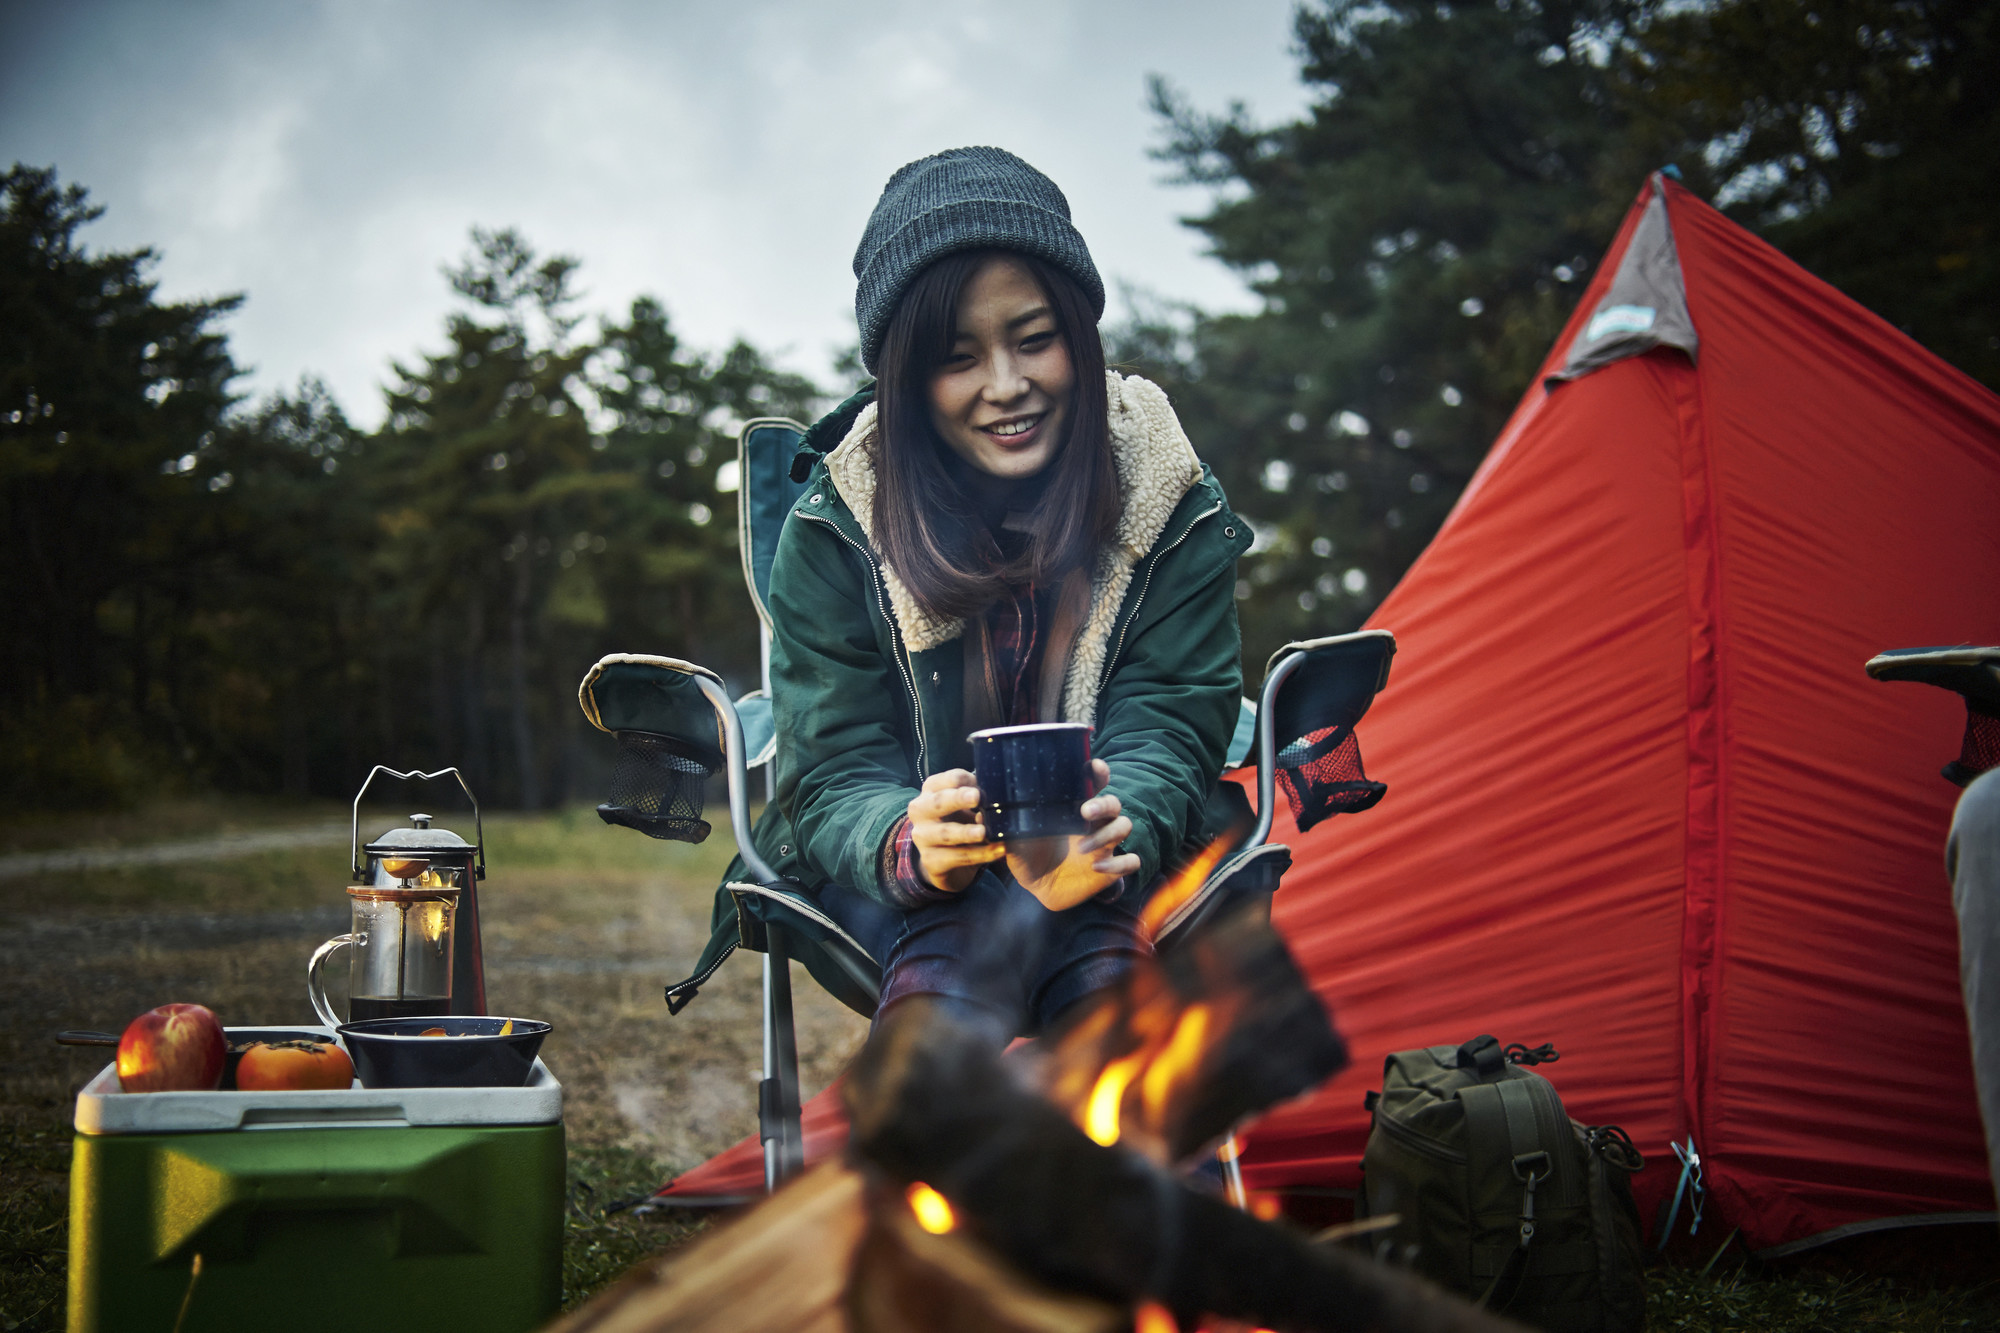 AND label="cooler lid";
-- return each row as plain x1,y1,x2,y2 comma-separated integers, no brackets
74,1027,563,1133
